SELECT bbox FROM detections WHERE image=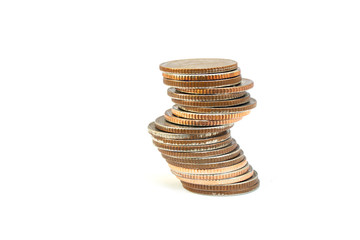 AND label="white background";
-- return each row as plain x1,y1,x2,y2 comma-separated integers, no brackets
0,0,359,239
